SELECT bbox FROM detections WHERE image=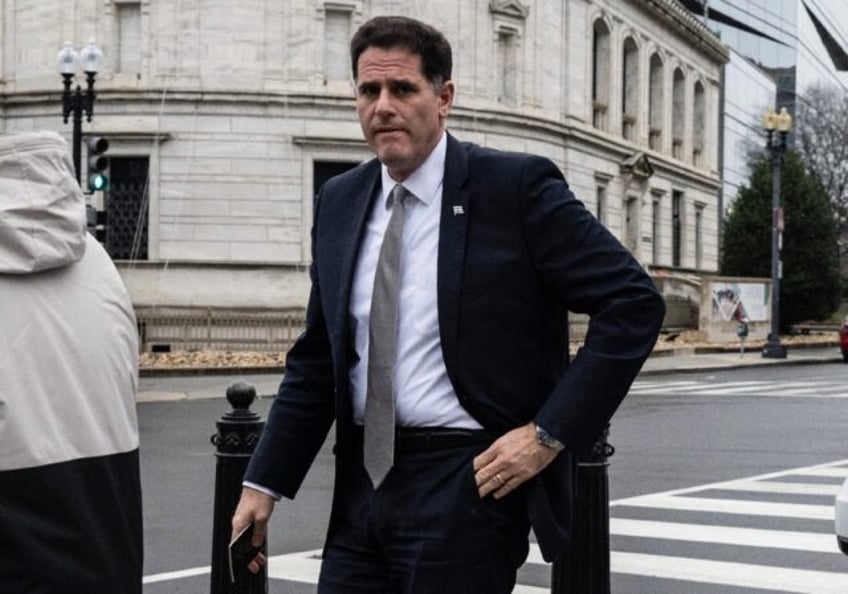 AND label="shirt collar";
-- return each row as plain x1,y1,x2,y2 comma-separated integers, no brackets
380,131,447,208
